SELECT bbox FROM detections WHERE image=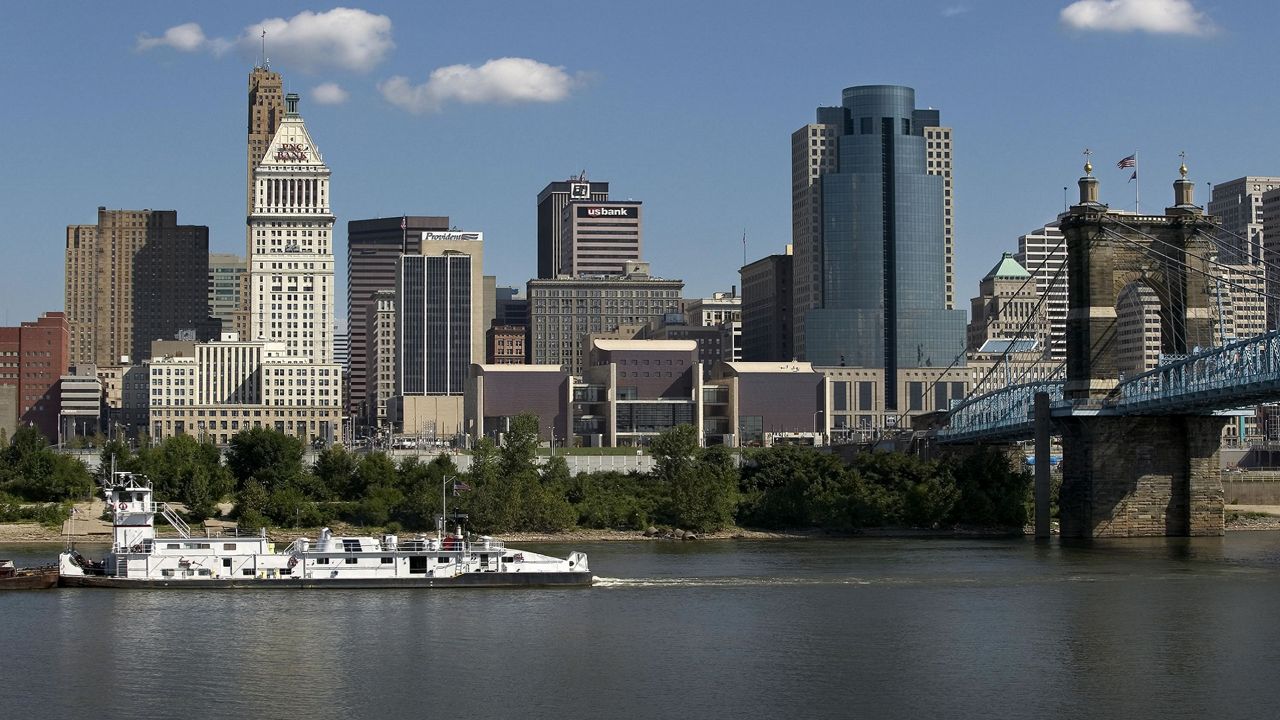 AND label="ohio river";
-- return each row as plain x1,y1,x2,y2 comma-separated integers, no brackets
4,535,1280,720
